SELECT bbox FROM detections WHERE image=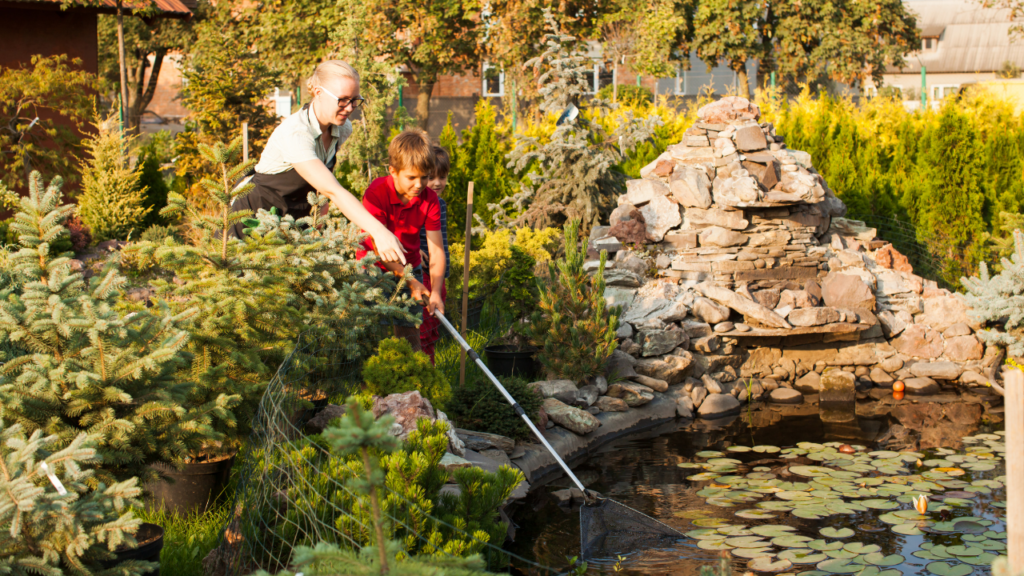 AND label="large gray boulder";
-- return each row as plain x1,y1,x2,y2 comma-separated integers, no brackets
529,380,578,399
635,351,693,384
639,329,689,357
